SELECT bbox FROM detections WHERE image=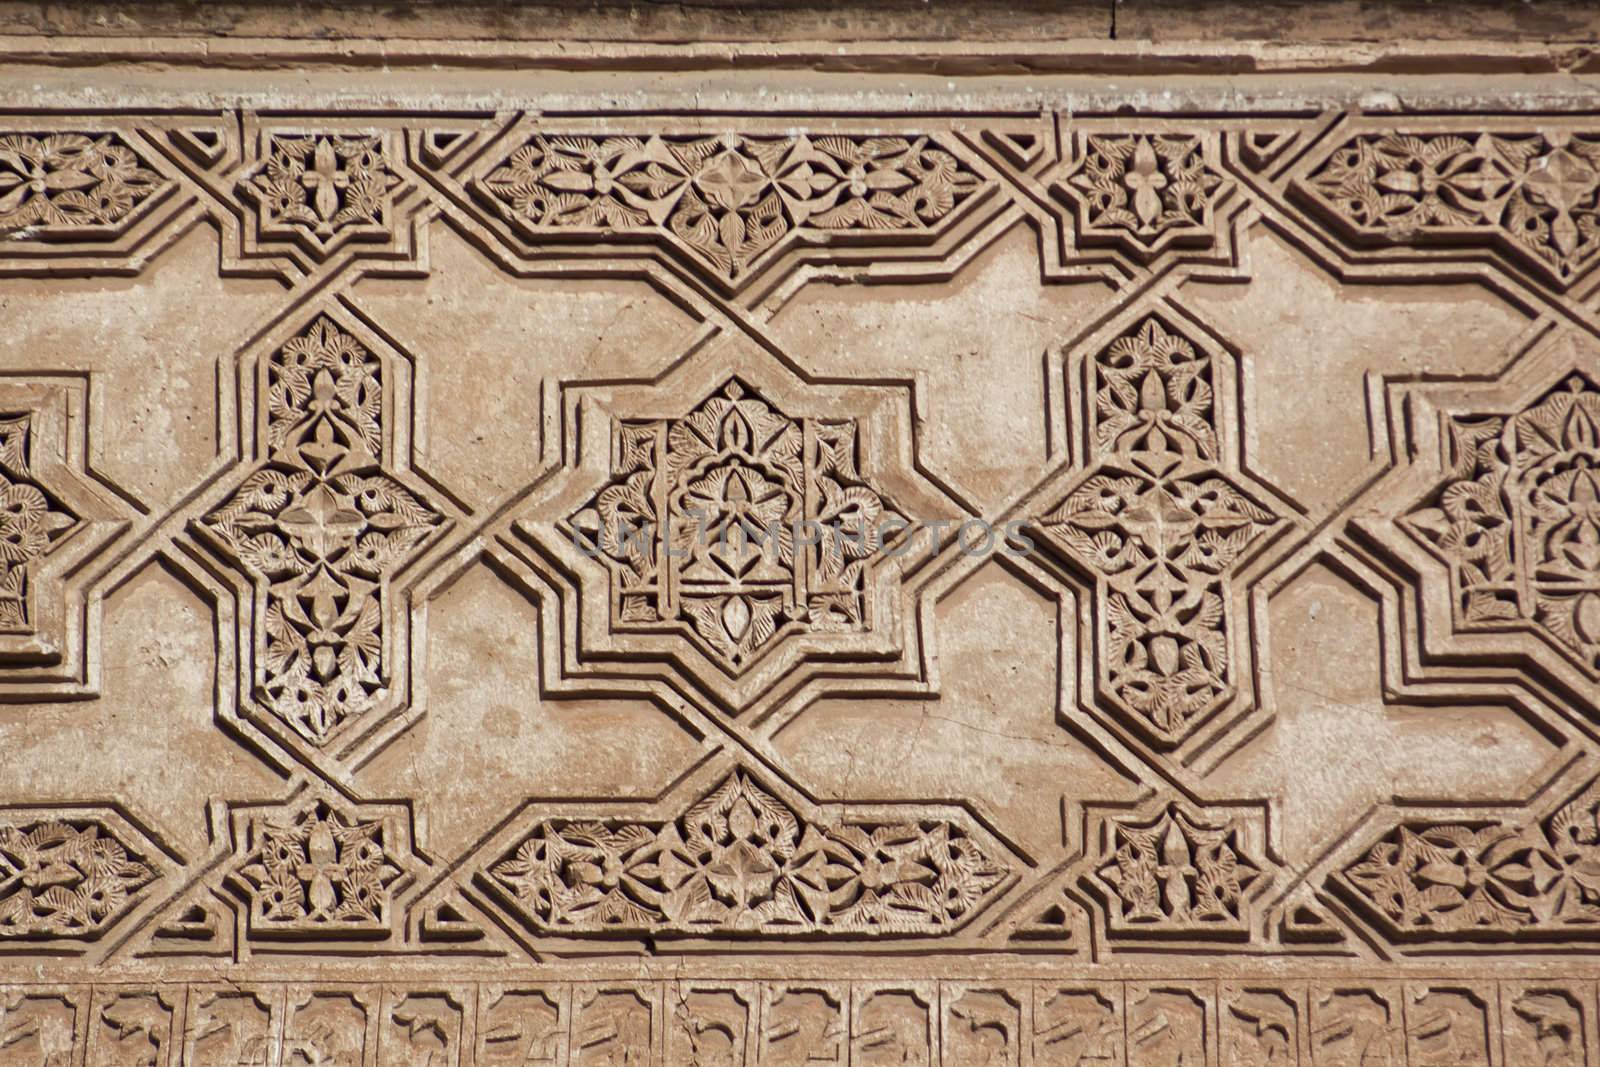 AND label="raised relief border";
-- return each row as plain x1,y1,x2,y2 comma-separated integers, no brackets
0,977,1592,1065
